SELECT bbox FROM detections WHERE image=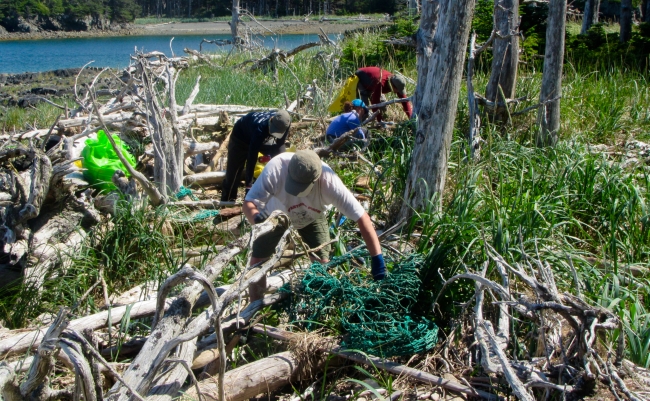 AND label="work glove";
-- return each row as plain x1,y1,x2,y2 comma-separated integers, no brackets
370,254,386,281
253,213,265,225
